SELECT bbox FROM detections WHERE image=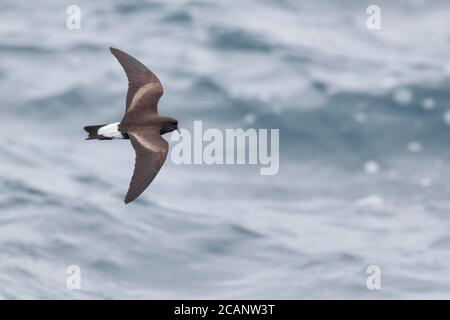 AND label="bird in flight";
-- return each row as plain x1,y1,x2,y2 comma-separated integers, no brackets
84,47,179,204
